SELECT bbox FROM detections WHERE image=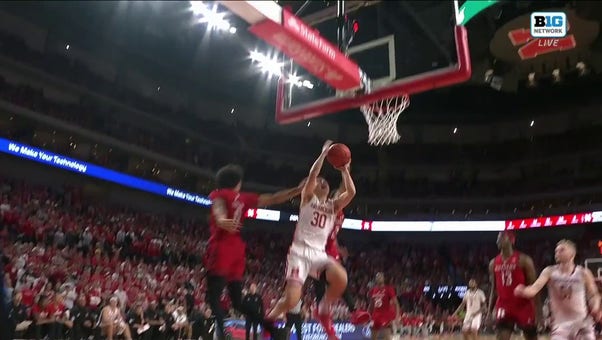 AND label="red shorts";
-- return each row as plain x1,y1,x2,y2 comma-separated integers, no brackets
495,299,536,330
204,240,246,281
372,312,395,330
